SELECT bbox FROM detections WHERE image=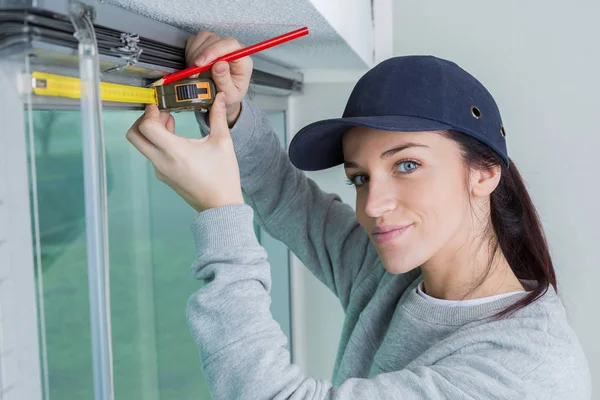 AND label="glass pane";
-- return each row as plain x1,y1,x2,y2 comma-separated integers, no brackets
30,107,292,399
27,109,94,399
102,110,205,399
